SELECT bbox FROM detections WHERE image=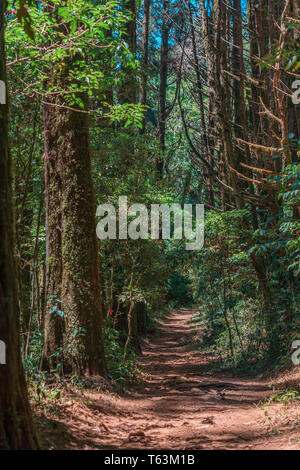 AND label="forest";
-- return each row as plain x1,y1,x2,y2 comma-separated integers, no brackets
0,0,300,452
